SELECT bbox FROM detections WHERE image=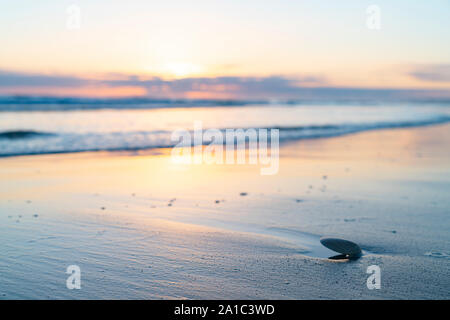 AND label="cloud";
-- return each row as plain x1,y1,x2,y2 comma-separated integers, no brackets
0,70,91,87
0,69,449,101
410,64,450,82
102,75,326,98
0,70,326,99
